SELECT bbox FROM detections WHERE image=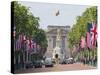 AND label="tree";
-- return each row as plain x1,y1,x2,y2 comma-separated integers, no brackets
33,28,48,55
68,6,97,58
68,6,97,49
13,1,39,38
13,1,48,61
